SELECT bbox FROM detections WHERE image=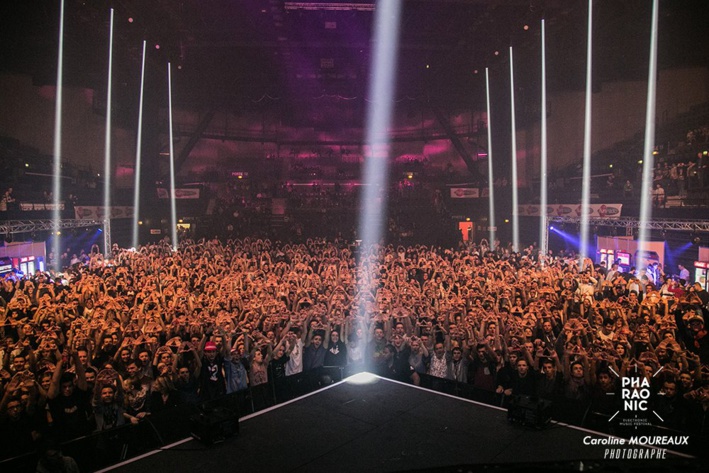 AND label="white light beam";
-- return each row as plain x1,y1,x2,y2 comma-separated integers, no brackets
132,41,147,250
356,0,402,325
103,8,114,256
51,0,66,271
509,47,519,252
580,0,593,268
358,0,402,249
167,63,178,251
485,68,496,249
638,0,659,274
539,19,548,260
